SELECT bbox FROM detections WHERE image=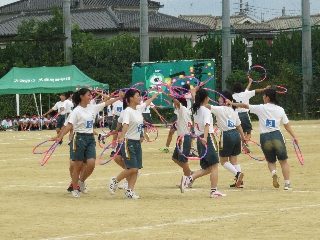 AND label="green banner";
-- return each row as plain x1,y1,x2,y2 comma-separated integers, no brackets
132,59,215,107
